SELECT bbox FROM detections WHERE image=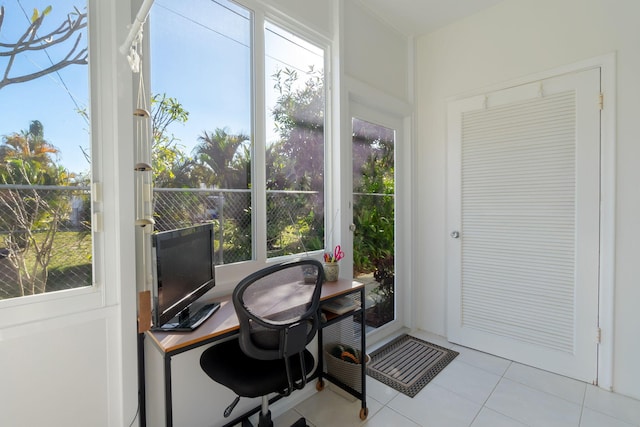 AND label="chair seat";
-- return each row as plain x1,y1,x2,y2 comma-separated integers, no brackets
200,338,315,398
